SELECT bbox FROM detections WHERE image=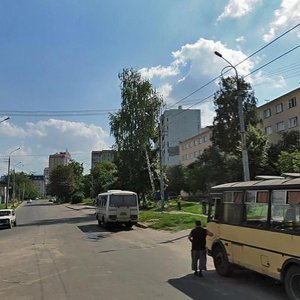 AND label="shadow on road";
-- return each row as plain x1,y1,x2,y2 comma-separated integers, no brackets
168,270,286,300
24,203,54,207
78,223,133,234
17,215,94,227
